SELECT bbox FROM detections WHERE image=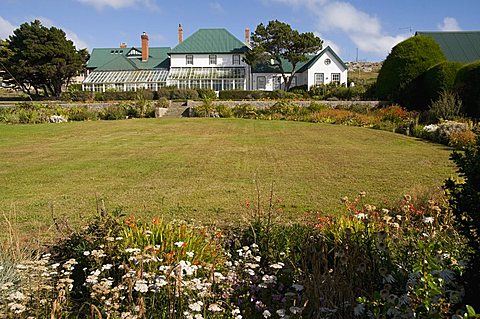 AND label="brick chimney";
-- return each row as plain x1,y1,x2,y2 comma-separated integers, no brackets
120,42,127,48
141,32,149,62
178,24,183,44
245,28,250,47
